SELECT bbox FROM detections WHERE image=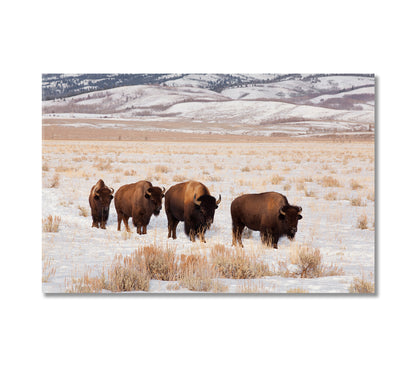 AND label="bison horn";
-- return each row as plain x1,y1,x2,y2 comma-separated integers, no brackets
279,208,286,216
110,187,114,194
216,194,221,205
146,188,152,197
162,187,166,194
93,185,100,197
193,193,201,206
298,206,302,213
